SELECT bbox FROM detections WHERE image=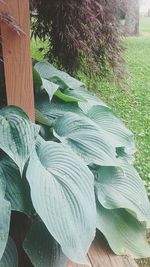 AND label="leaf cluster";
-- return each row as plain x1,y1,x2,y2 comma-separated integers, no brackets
0,61,150,266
